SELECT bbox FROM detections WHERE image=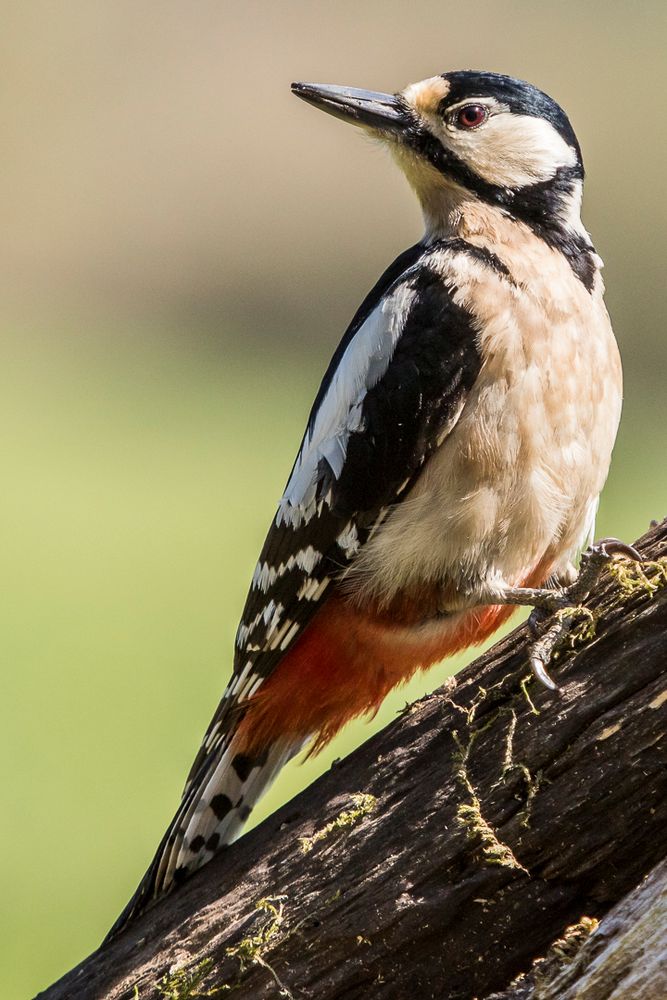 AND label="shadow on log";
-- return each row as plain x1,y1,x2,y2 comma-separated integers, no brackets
38,520,667,1000
487,857,667,999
